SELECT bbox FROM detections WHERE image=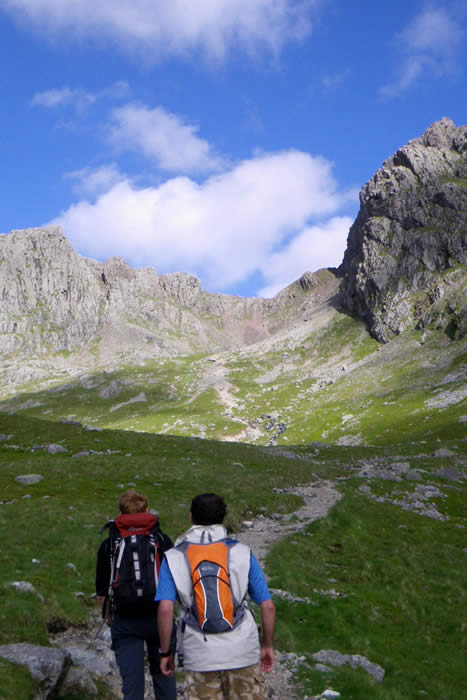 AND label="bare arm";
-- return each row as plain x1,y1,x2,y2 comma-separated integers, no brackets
259,598,275,672
157,600,175,677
